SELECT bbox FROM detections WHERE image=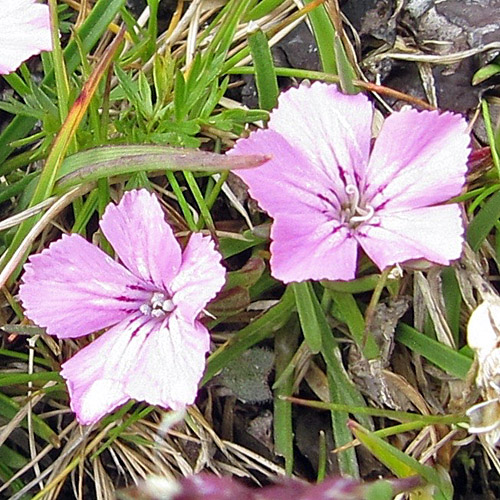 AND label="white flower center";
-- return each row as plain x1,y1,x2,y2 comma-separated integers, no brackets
343,184,374,227
139,291,175,318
